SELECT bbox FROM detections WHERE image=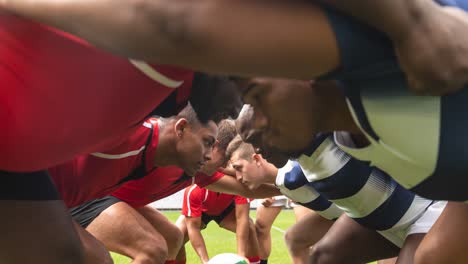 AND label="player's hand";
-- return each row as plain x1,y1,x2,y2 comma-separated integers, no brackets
261,198,274,207
394,5,468,95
